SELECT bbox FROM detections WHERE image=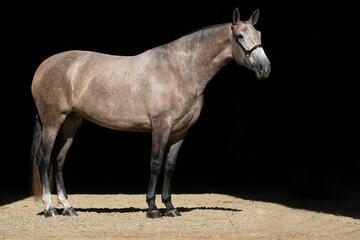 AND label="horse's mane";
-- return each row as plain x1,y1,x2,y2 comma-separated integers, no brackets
185,23,229,36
